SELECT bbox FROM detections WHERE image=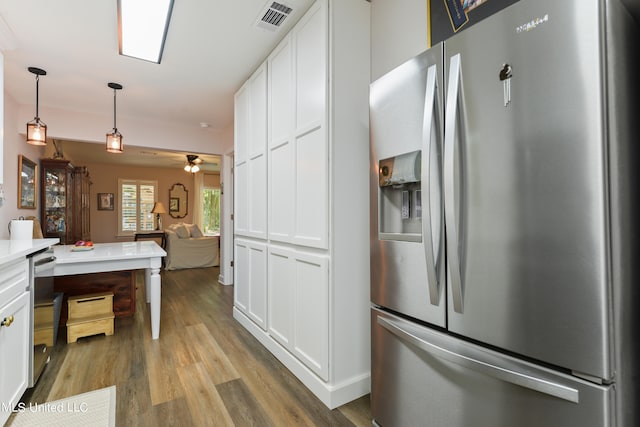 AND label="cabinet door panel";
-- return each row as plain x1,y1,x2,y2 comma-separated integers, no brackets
269,142,294,241
294,252,329,380
0,292,30,426
234,240,249,313
234,162,248,235
249,65,268,158
294,2,327,130
234,85,249,164
249,155,267,238
295,128,328,248
269,38,293,147
268,246,295,349
248,243,268,330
